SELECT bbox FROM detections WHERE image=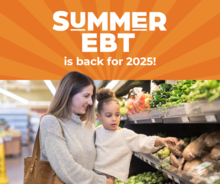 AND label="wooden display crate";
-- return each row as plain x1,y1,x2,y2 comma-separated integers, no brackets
3,136,22,156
